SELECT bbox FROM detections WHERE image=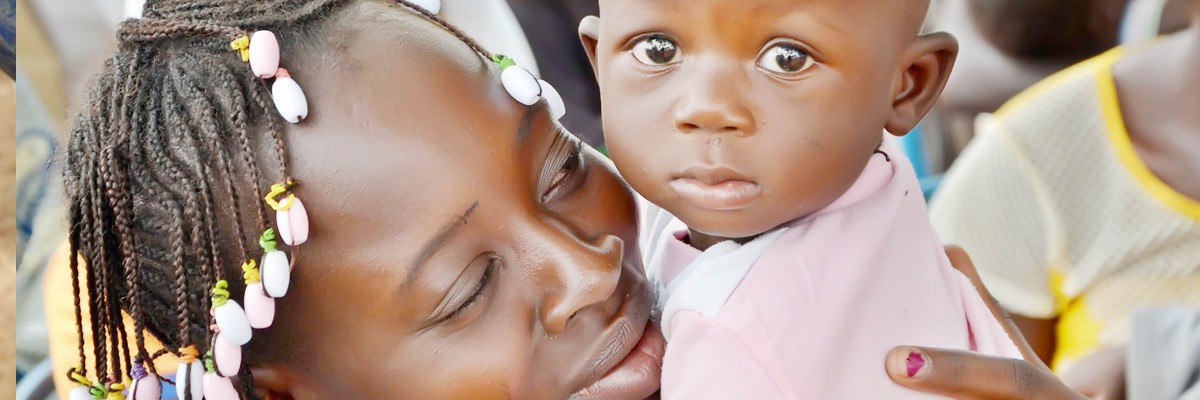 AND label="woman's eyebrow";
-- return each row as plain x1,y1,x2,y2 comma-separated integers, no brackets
403,200,481,289
516,102,545,143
